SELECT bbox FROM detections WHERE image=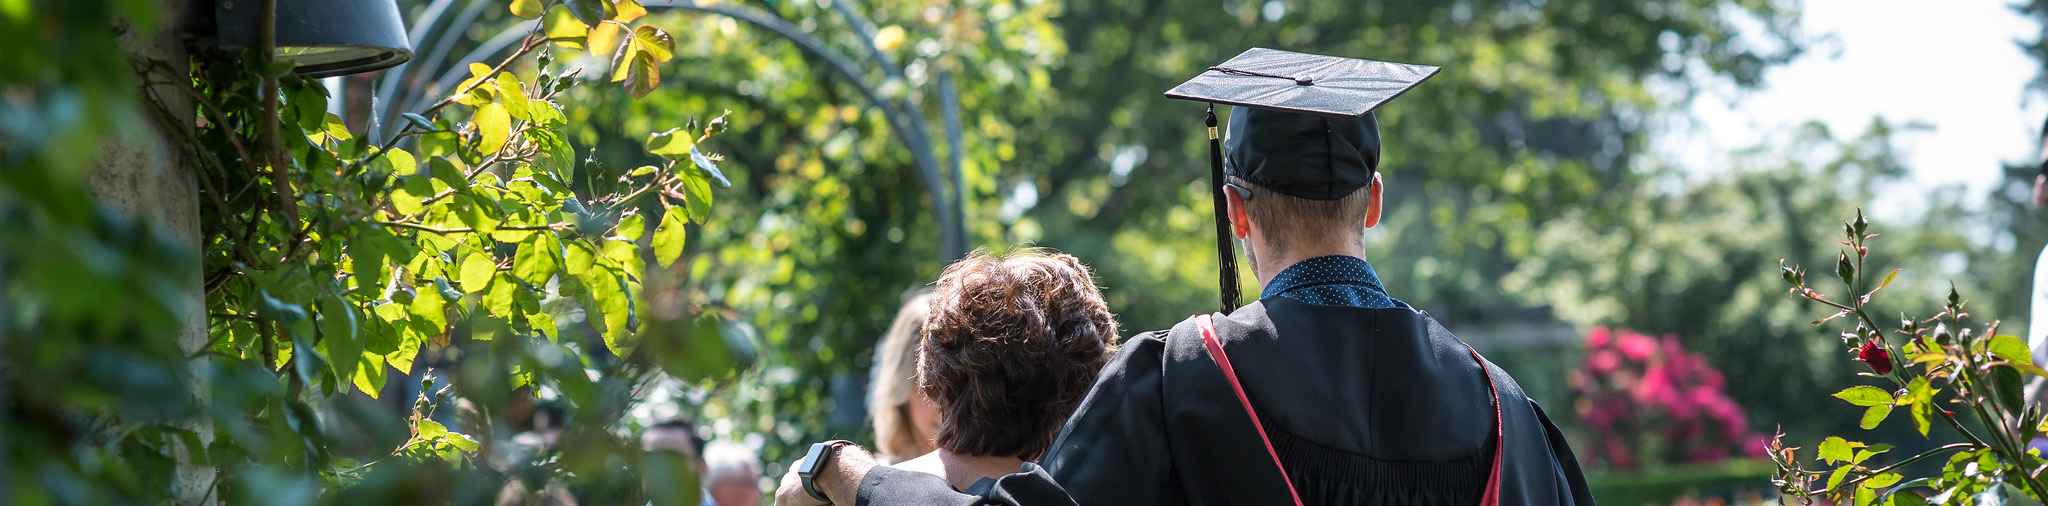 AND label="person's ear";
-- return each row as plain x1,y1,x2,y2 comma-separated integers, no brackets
1363,173,1383,229
1225,185,1252,239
